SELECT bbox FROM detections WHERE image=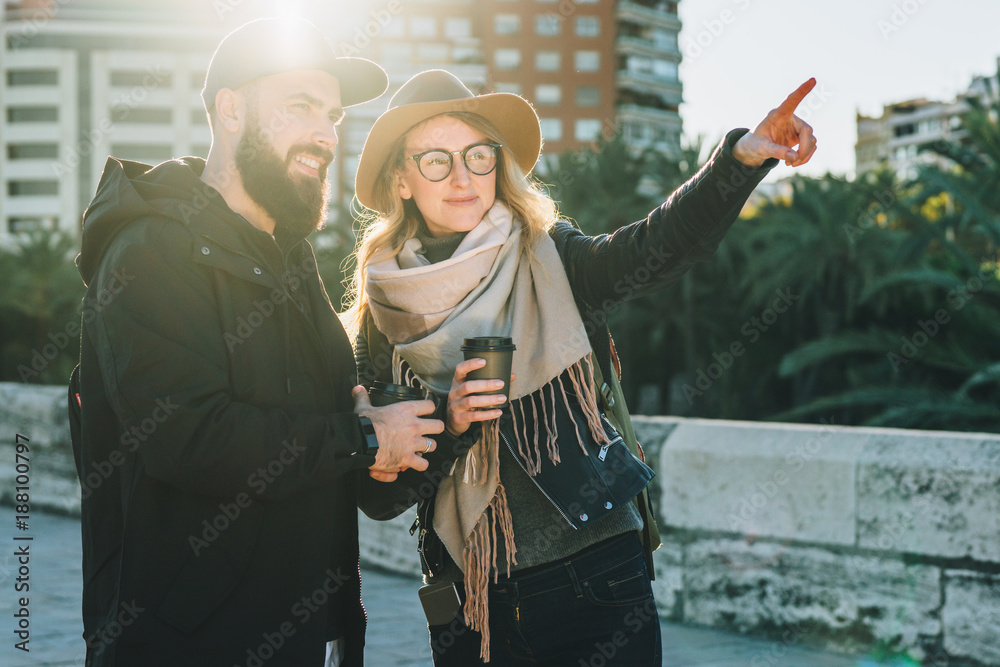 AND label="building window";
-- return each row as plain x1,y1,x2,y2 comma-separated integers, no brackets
535,50,561,71
575,119,603,142
495,82,522,94
109,143,174,162
416,44,449,63
574,51,600,72
445,18,471,38
410,16,436,38
6,107,58,123
576,86,599,107
7,180,59,196
8,217,50,233
654,60,678,81
6,69,57,86
495,14,520,35
381,18,405,38
536,15,561,36
110,70,173,88
495,48,522,70
111,107,171,124
575,16,599,37
535,84,561,105
539,118,562,141
7,143,59,160
652,29,678,51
